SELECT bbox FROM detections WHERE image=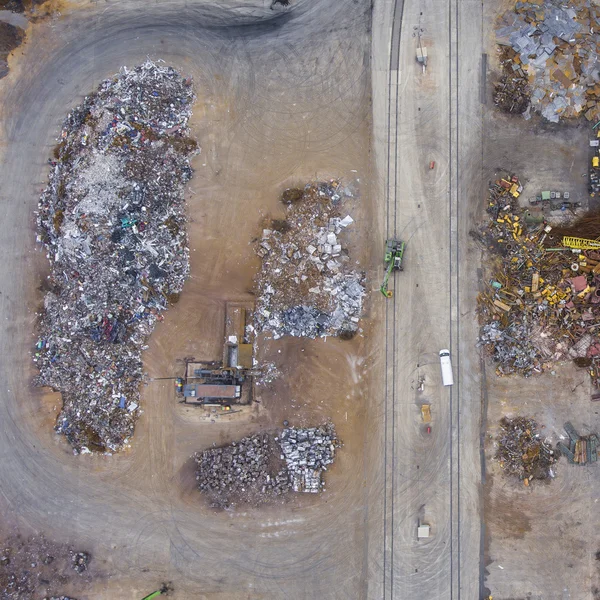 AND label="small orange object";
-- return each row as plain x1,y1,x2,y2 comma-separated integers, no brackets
429,161,435,170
